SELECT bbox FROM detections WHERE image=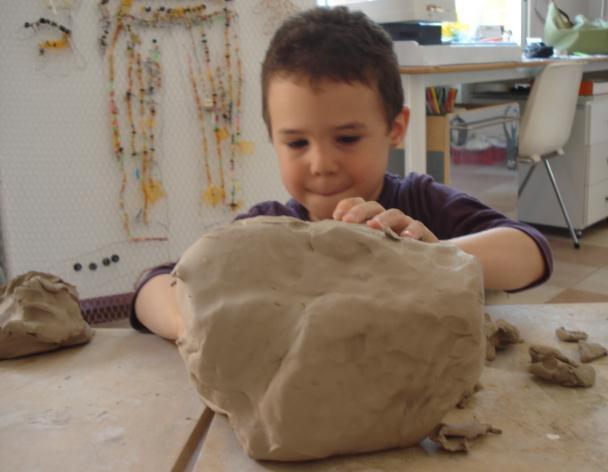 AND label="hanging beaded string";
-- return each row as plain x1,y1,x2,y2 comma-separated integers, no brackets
142,38,165,215
99,0,111,51
24,17,73,55
187,31,215,205
125,25,138,172
106,0,134,238
218,9,233,206
200,24,227,207
133,35,153,223
223,7,243,211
